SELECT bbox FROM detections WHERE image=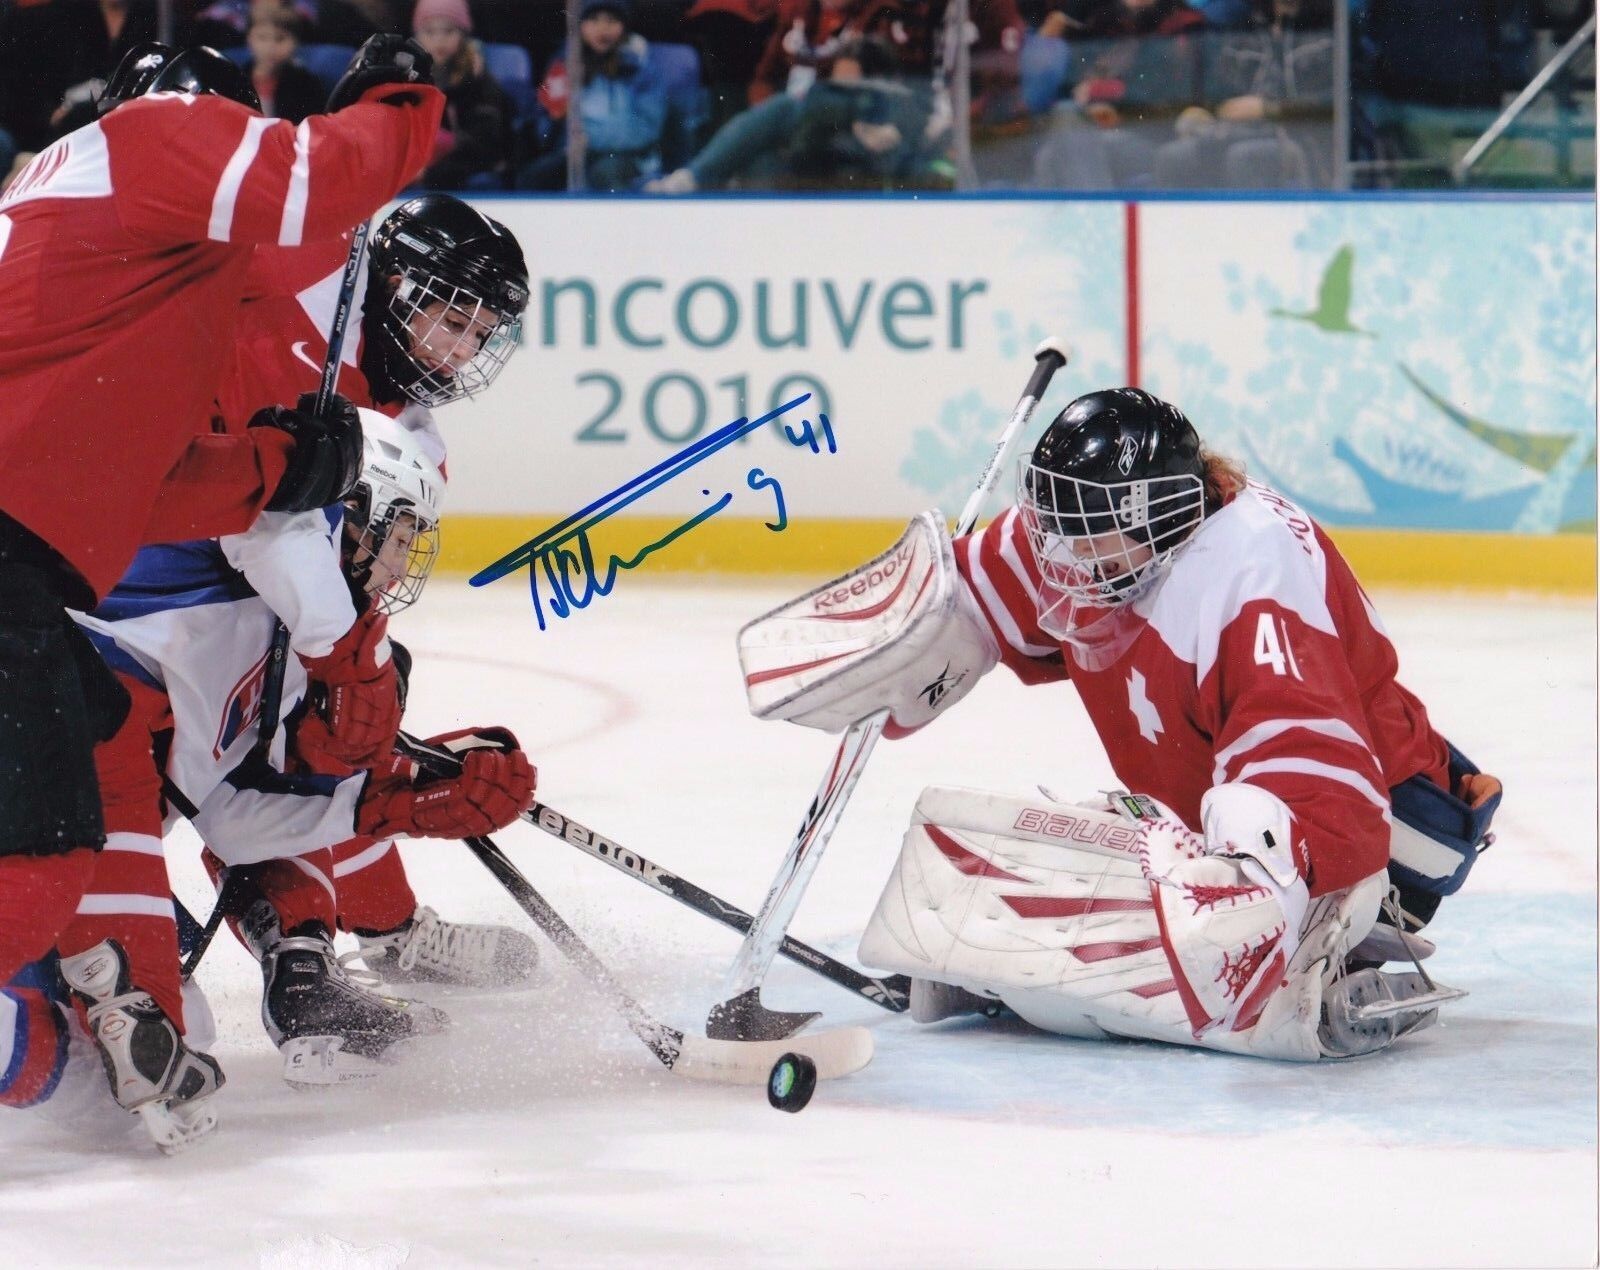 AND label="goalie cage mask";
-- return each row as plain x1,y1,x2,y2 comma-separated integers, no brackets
1019,388,1206,635
343,410,445,615
366,195,529,409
